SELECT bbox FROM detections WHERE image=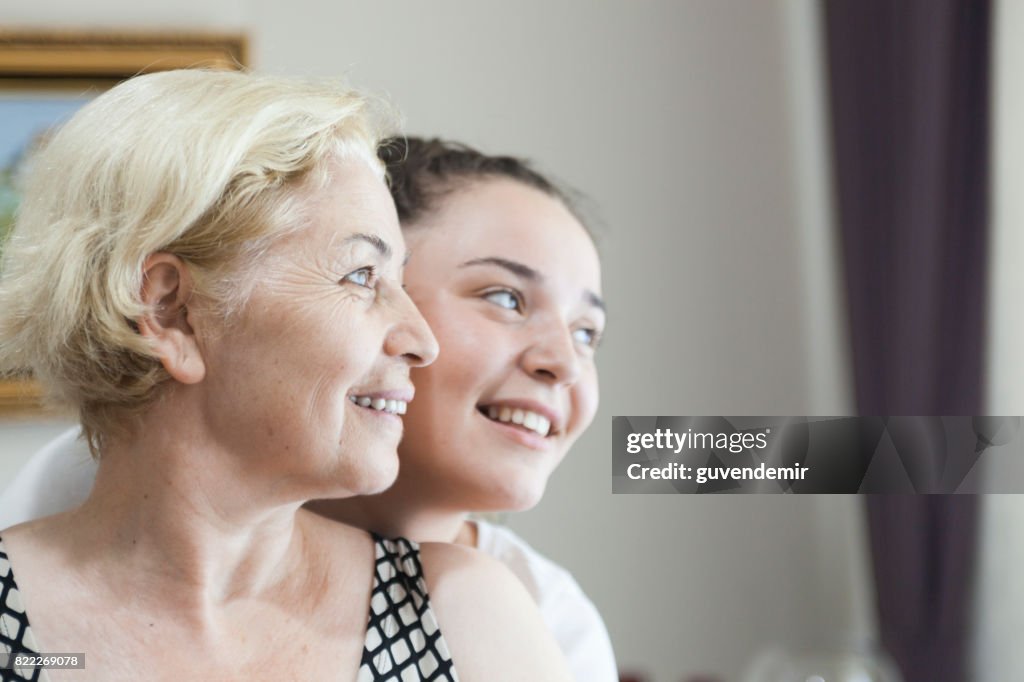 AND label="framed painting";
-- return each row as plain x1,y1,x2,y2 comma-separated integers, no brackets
0,30,247,416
